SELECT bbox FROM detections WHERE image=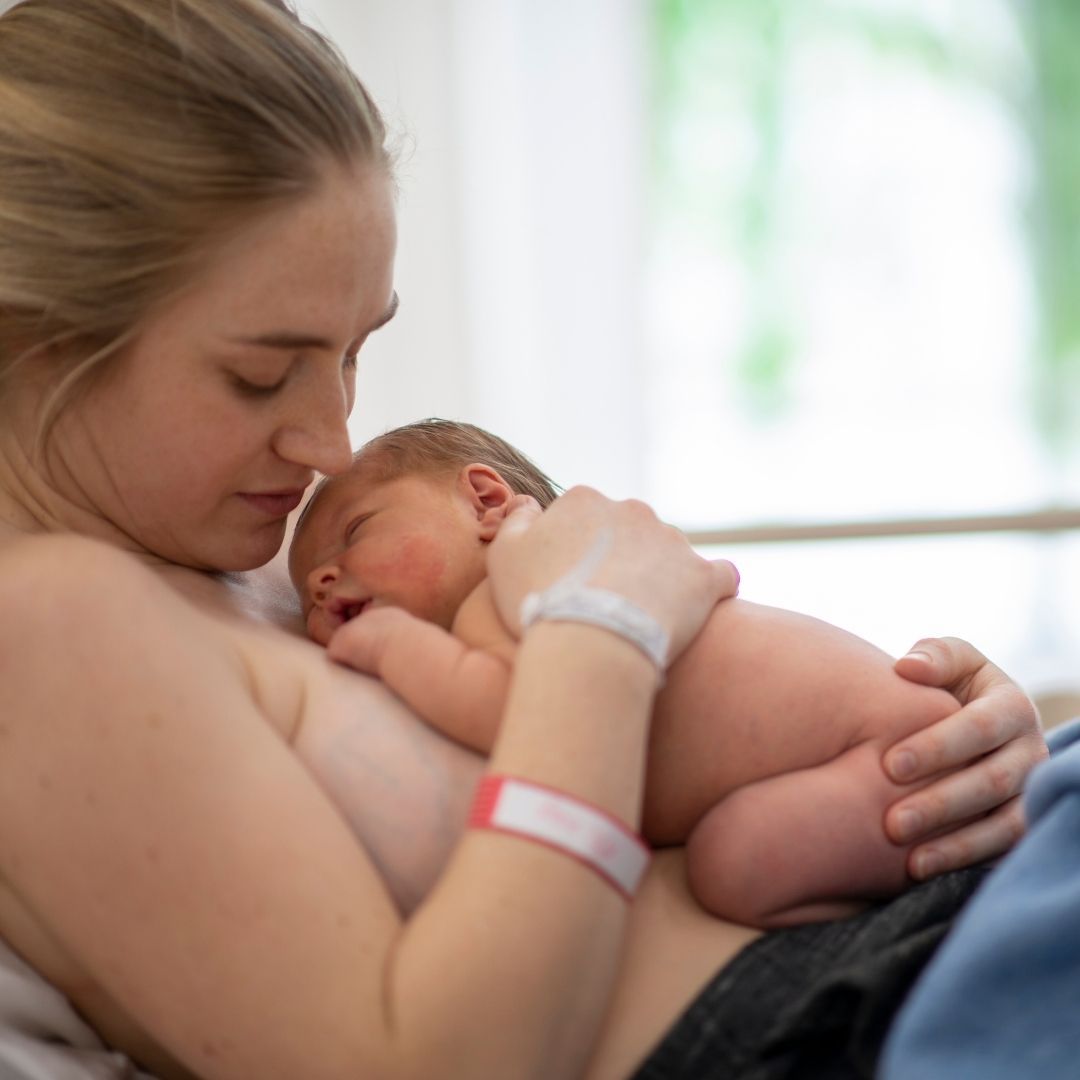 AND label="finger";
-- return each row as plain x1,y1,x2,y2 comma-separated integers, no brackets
893,635,986,689
326,614,383,671
883,689,1038,782
906,796,1026,880
884,737,1041,844
711,559,740,598
496,494,543,540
